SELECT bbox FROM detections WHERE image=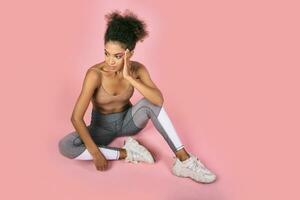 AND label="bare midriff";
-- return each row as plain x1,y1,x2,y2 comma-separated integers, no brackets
91,100,132,114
